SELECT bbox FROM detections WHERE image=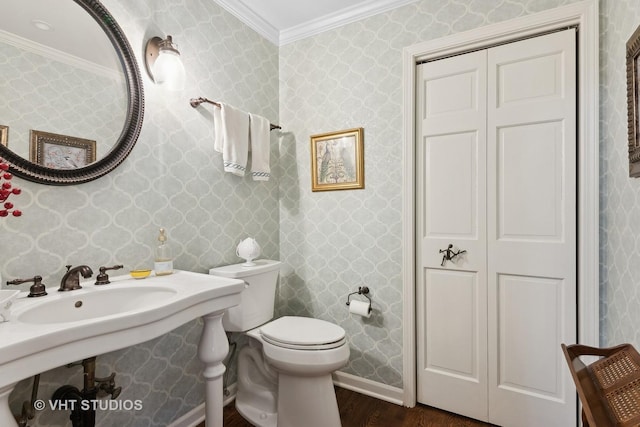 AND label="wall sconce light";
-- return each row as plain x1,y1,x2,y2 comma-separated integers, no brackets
145,35,185,91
